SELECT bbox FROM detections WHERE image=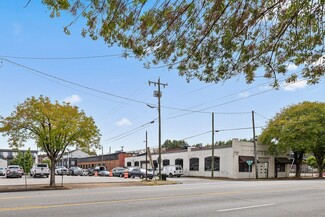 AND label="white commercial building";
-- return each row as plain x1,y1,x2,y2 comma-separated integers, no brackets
125,139,292,179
